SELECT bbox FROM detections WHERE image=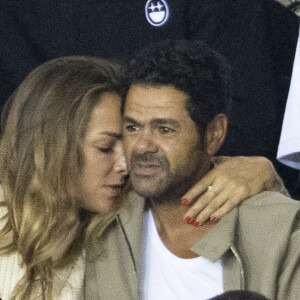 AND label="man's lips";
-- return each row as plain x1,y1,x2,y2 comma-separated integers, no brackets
132,161,161,176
